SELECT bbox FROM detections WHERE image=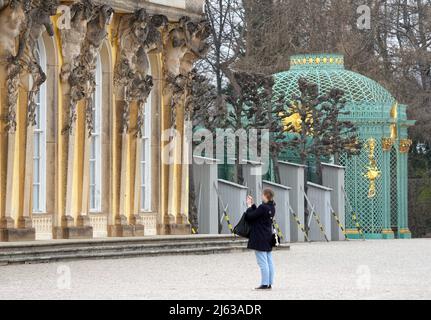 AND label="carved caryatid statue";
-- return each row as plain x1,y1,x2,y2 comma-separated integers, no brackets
0,0,27,132
15,0,58,127
114,9,166,137
163,17,210,126
60,0,93,82
69,3,113,136
61,0,113,135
